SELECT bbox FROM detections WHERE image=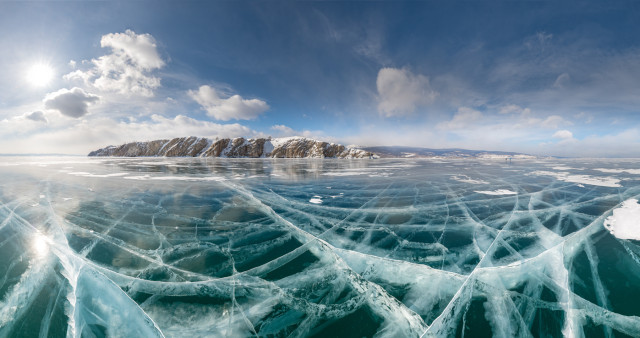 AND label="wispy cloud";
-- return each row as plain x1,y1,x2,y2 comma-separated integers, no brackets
437,107,482,130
